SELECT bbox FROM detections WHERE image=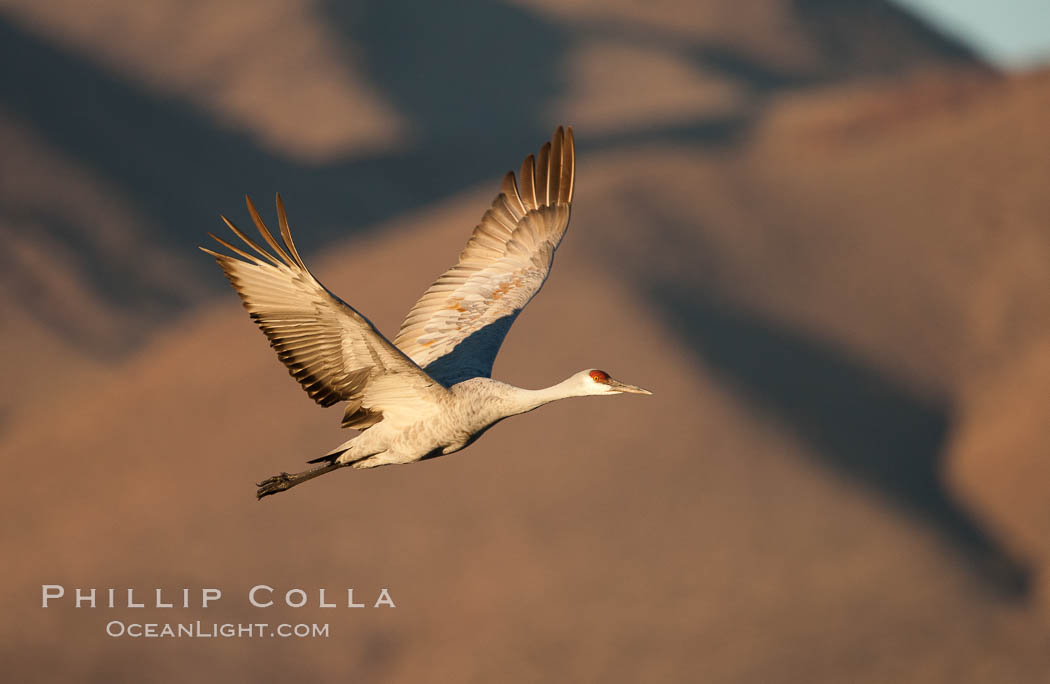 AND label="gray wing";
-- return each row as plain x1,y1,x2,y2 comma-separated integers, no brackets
202,195,445,429
393,126,576,385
